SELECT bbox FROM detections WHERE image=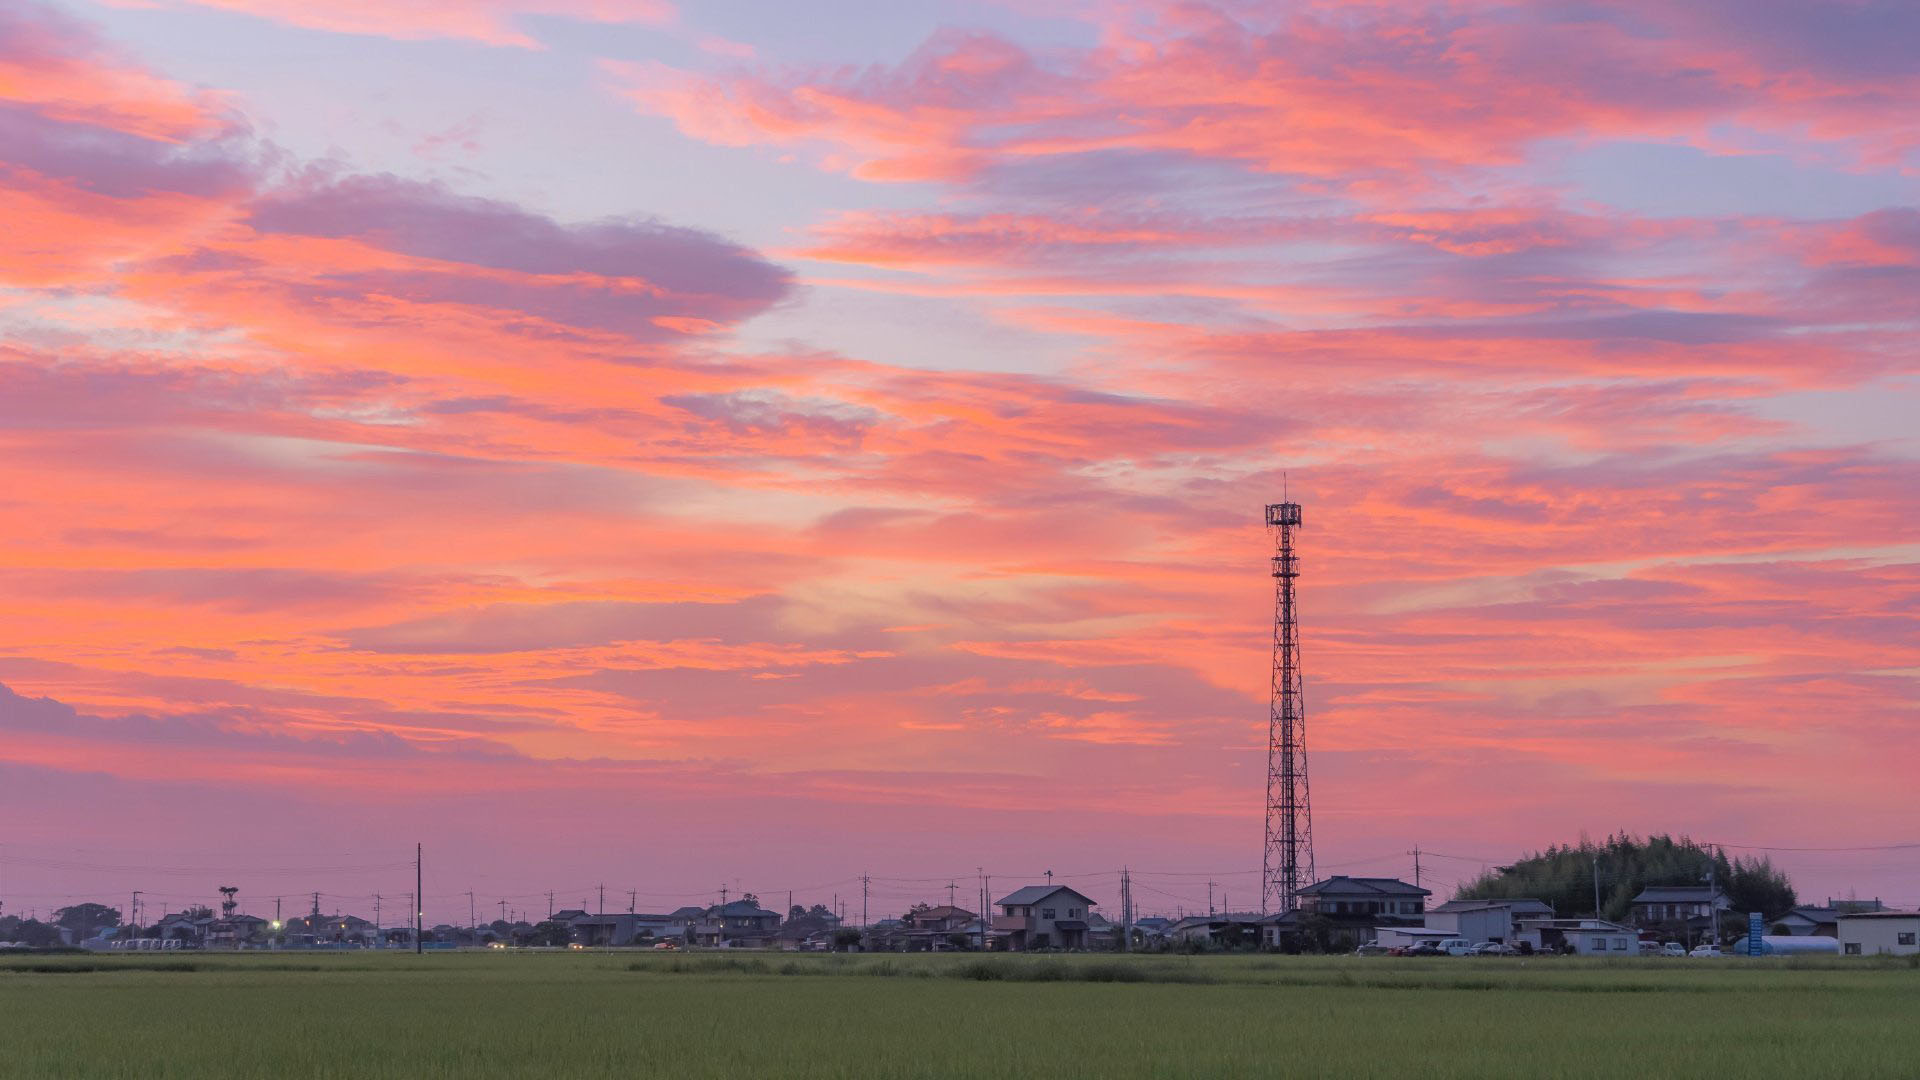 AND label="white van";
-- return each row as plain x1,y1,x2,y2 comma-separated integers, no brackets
1437,938,1473,956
